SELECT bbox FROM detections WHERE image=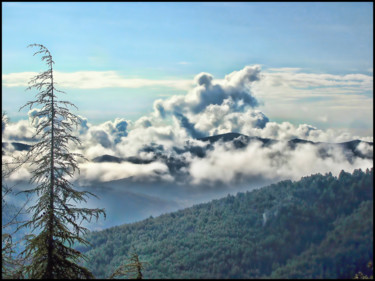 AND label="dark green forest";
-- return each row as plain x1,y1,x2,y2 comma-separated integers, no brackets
79,168,373,279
